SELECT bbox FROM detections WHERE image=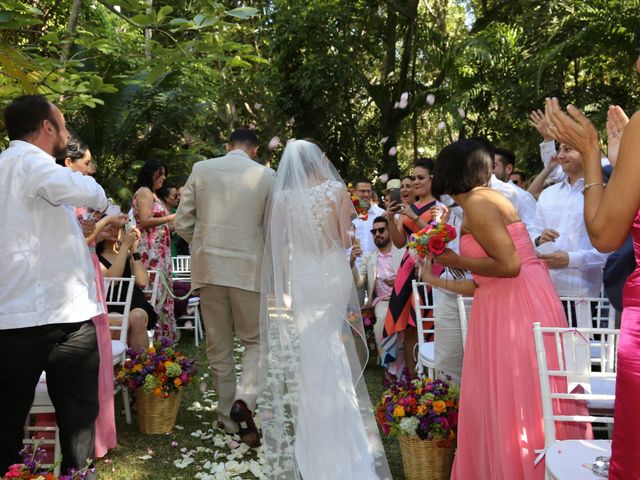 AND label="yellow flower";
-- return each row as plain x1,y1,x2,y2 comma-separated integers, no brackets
164,361,173,368
393,405,405,417
133,364,143,372
417,405,427,415
433,400,446,414
148,346,156,353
